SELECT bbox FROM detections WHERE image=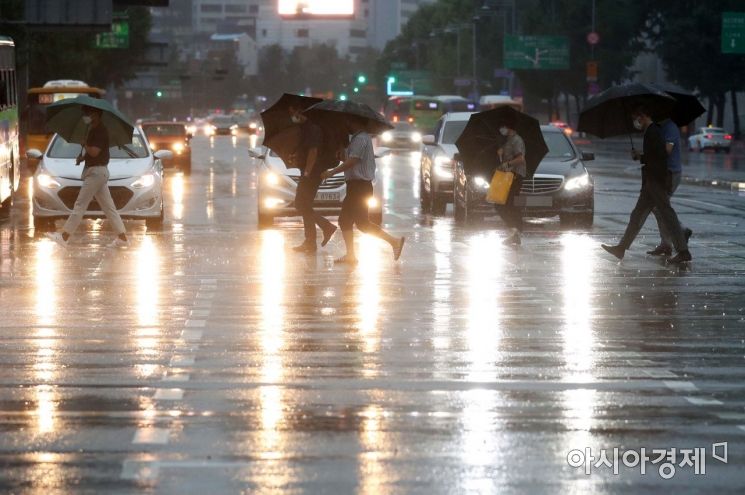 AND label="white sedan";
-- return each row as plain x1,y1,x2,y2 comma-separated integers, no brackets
688,126,732,153
27,129,172,231
250,146,383,228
